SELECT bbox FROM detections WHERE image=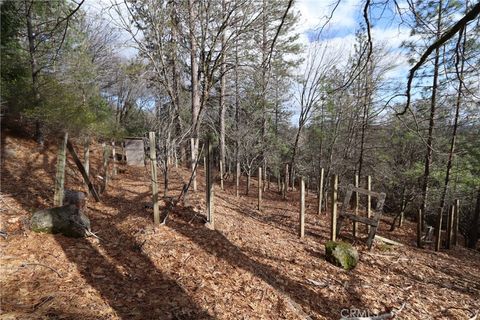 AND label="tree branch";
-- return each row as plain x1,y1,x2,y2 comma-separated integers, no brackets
397,1,480,116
